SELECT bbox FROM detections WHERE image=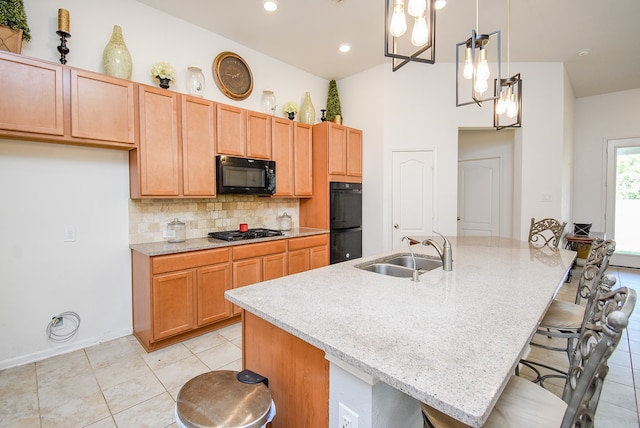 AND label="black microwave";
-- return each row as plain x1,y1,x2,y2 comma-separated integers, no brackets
216,155,276,195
